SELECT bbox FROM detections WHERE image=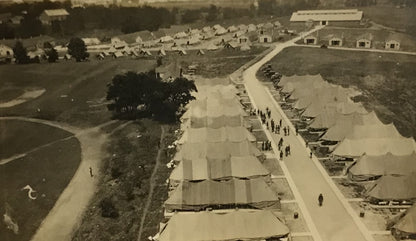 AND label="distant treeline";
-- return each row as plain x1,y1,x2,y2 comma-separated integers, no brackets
0,0,323,40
